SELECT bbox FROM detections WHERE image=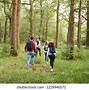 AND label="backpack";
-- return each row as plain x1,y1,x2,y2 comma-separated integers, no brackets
27,41,33,51
36,40,39,45
49,47,56,53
